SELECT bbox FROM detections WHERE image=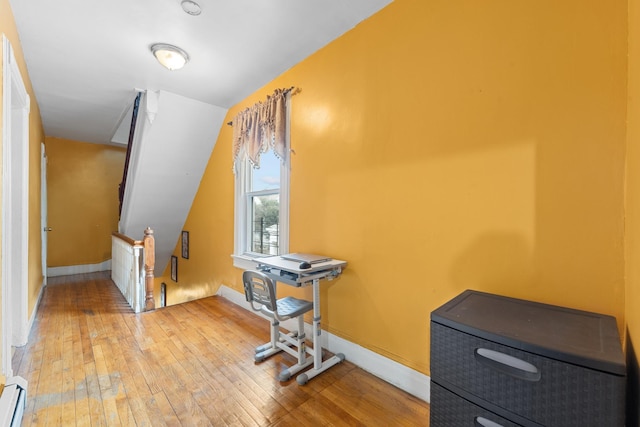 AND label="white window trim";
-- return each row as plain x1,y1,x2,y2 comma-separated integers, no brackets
233,95,290,269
